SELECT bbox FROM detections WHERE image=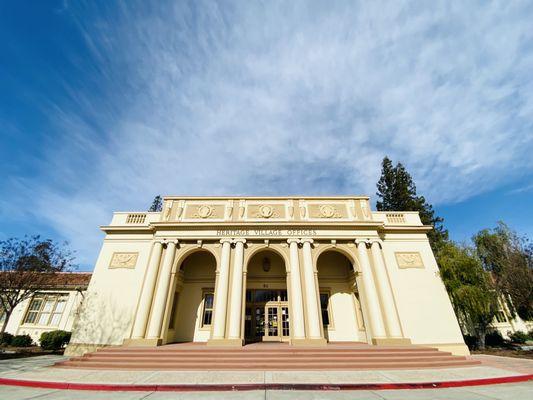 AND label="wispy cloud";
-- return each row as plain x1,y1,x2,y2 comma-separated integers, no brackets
3,0,533,265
